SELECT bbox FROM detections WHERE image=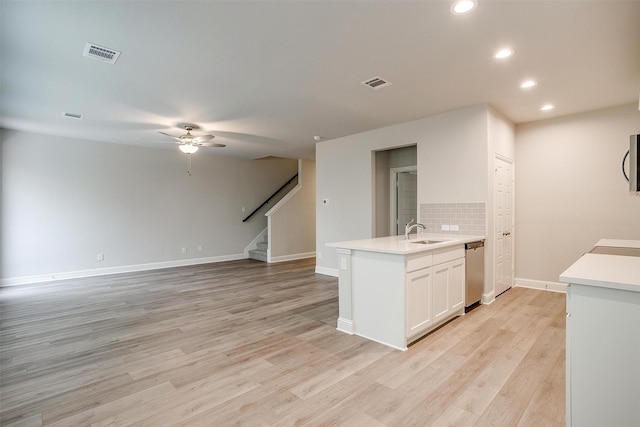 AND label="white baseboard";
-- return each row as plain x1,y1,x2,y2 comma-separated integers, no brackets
268,251,316,263
336,317,355,334
515,277,567,293
315,266,338,277
1,253,246,287
482,291,496,305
